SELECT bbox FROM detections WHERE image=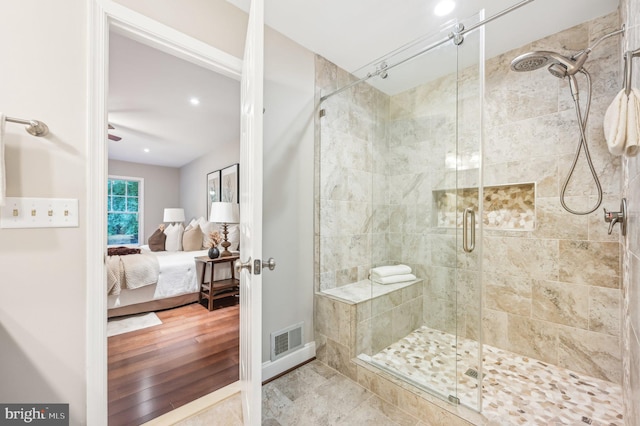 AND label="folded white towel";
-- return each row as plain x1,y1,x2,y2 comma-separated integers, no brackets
627,88,640,157
372,273,417,285
0,113,5,206
370,264,412,279
604,89,628,156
